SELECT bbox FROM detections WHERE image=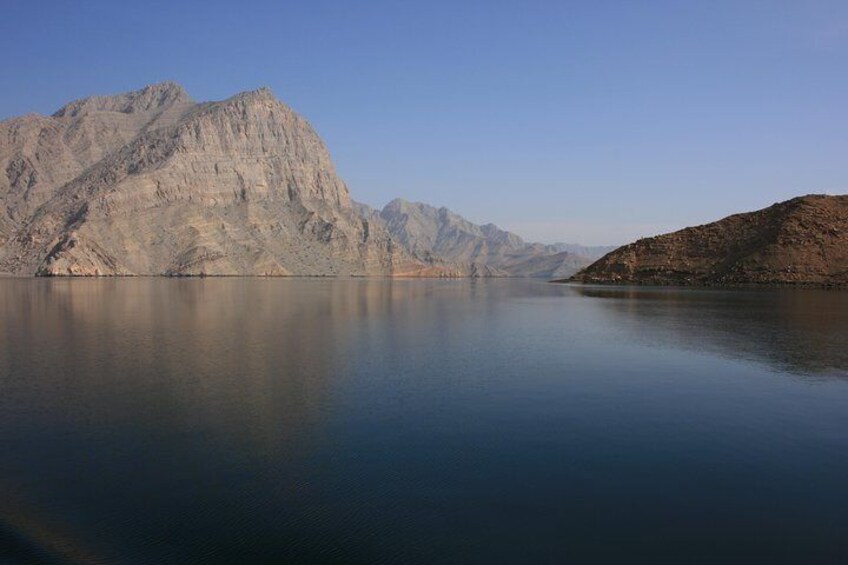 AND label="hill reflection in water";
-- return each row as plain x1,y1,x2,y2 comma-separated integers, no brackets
572,285,848,377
